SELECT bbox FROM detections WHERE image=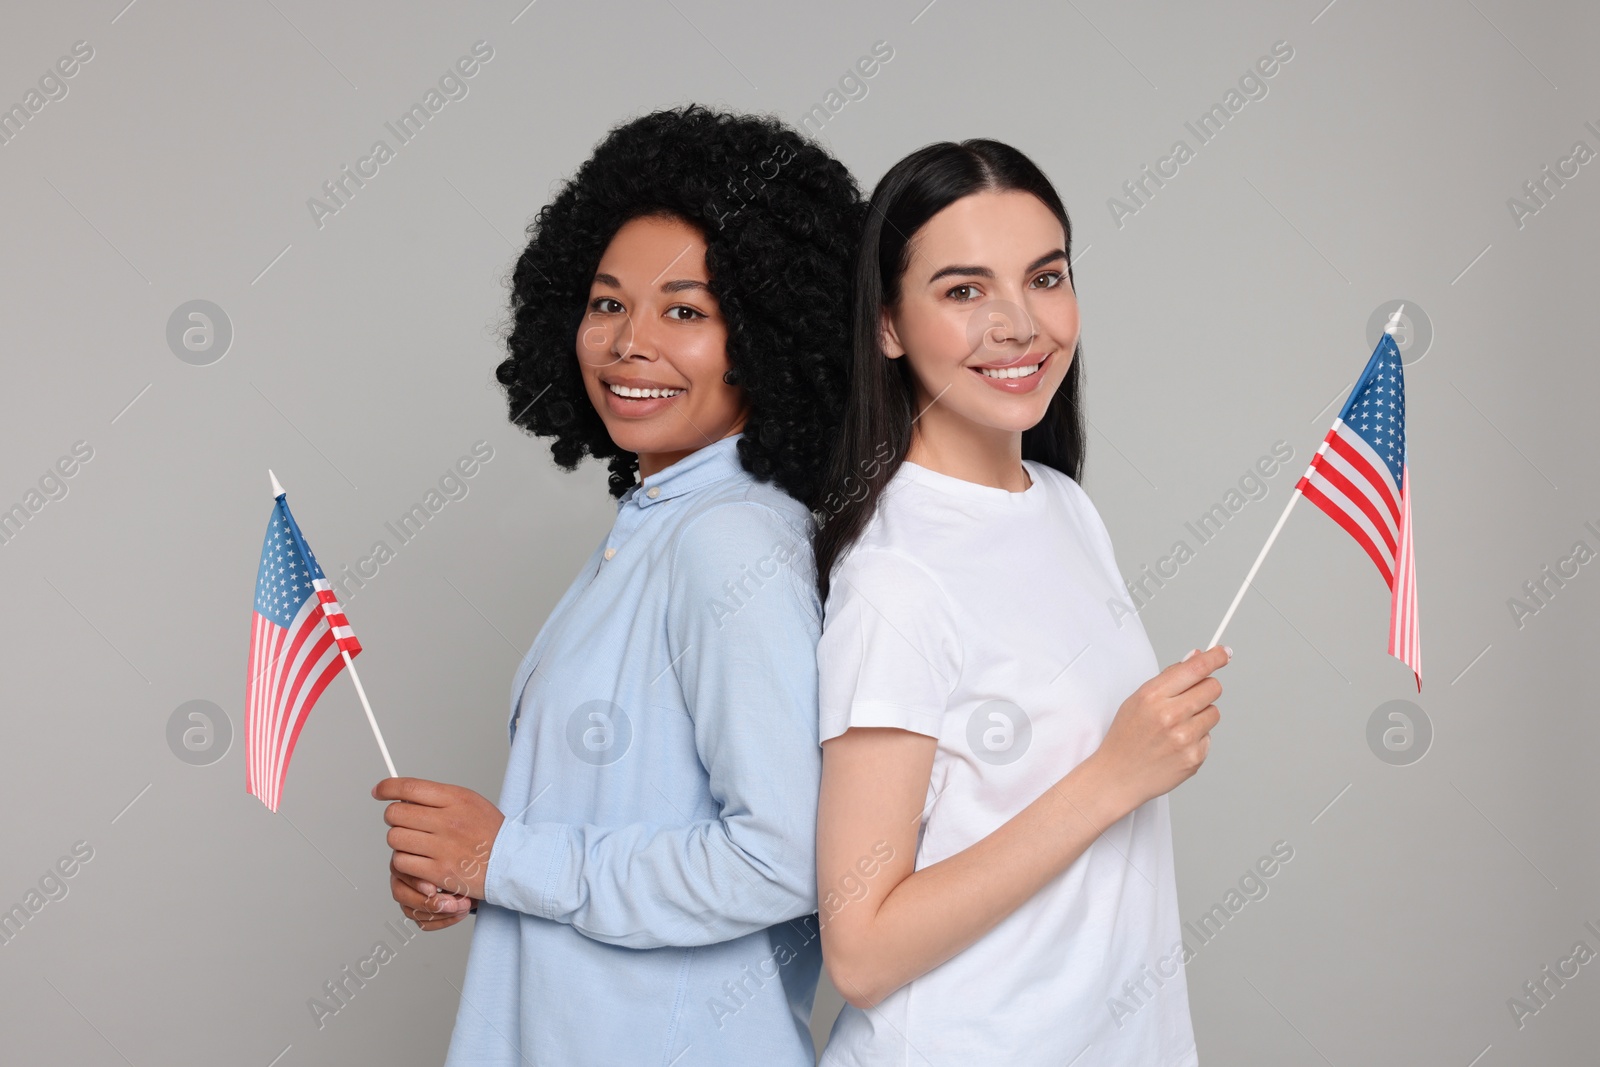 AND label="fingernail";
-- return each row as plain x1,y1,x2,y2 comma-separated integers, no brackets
1181,649,1197,662
1223,645,1233,659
